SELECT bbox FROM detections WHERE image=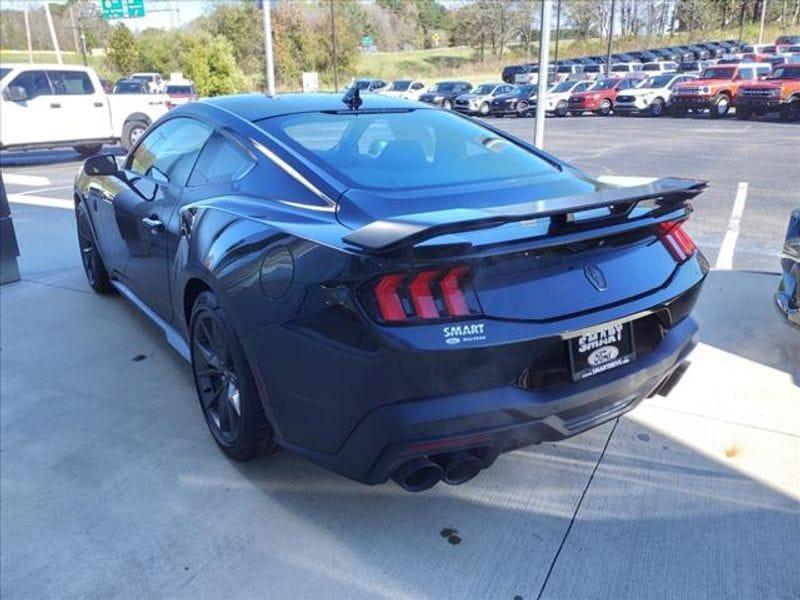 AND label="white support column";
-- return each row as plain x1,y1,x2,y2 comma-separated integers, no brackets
534,0,553,149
